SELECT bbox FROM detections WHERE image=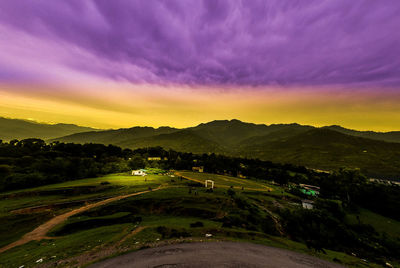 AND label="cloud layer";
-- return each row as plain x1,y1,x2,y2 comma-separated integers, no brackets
0,0,399,87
